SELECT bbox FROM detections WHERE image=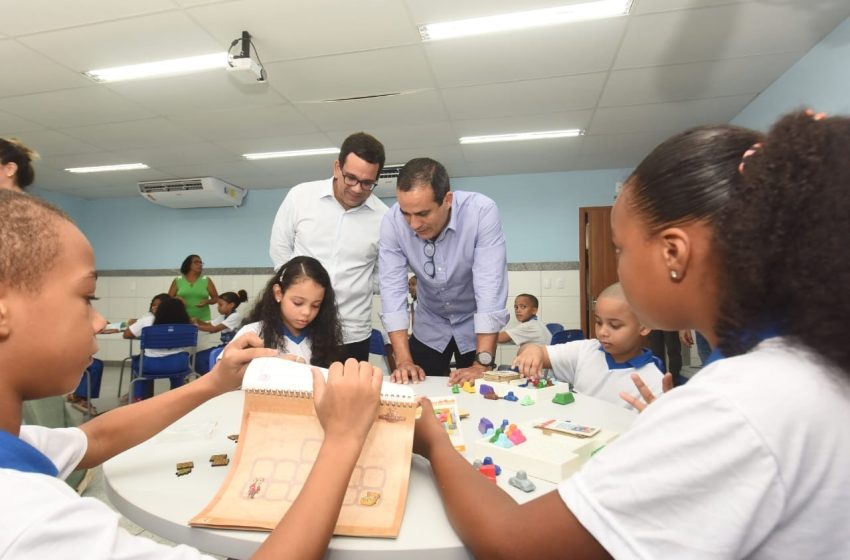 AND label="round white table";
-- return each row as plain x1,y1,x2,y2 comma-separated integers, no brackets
104,377,636,559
